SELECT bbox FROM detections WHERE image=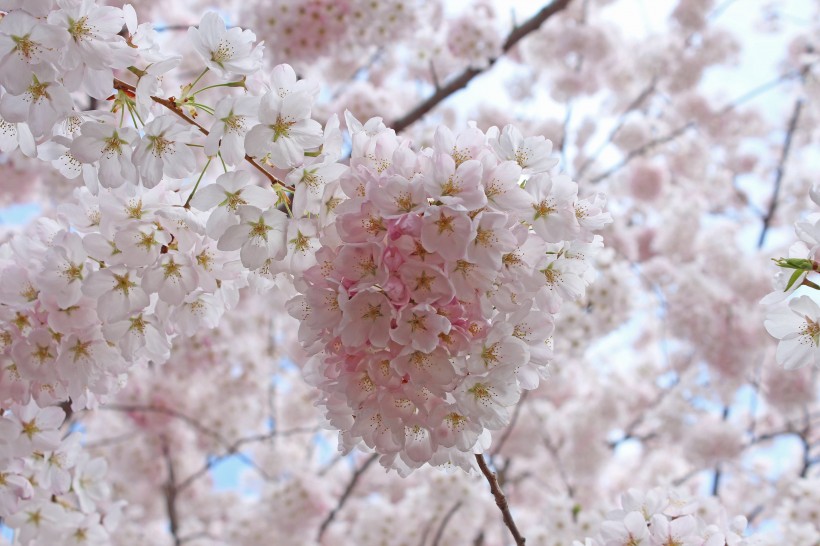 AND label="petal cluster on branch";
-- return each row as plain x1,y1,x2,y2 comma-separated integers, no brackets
289,117,610,473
